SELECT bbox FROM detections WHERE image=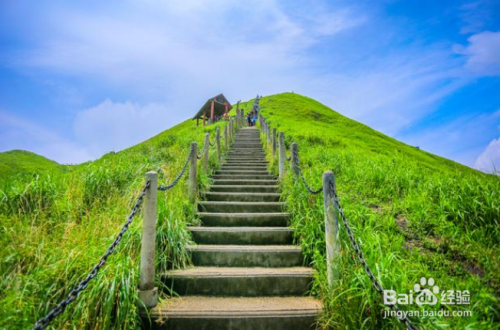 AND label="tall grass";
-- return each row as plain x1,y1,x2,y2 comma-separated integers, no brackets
0,119,227,329
253,93,500,329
